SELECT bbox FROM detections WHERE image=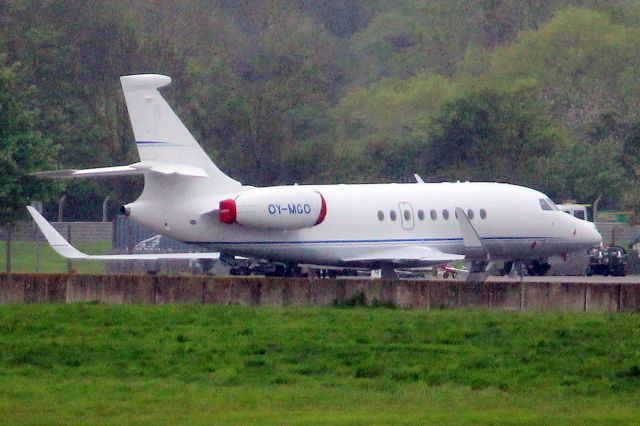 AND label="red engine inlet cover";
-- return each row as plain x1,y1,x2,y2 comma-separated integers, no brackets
315,192,327,225
219,199,237,224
